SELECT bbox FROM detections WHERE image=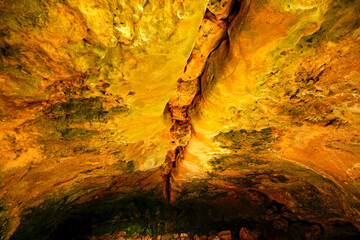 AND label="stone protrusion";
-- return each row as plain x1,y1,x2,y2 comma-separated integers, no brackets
208,0,235,20
169,79,200,108
161,0,233,202
183,13,227,81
